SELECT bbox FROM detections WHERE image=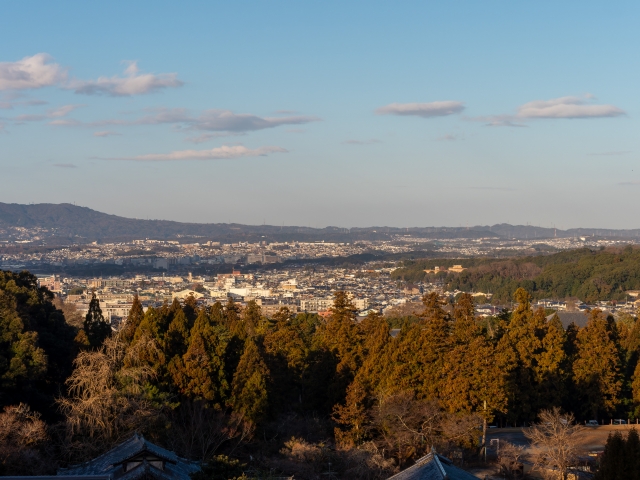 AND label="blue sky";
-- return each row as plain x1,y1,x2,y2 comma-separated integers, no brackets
1,1,639,229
